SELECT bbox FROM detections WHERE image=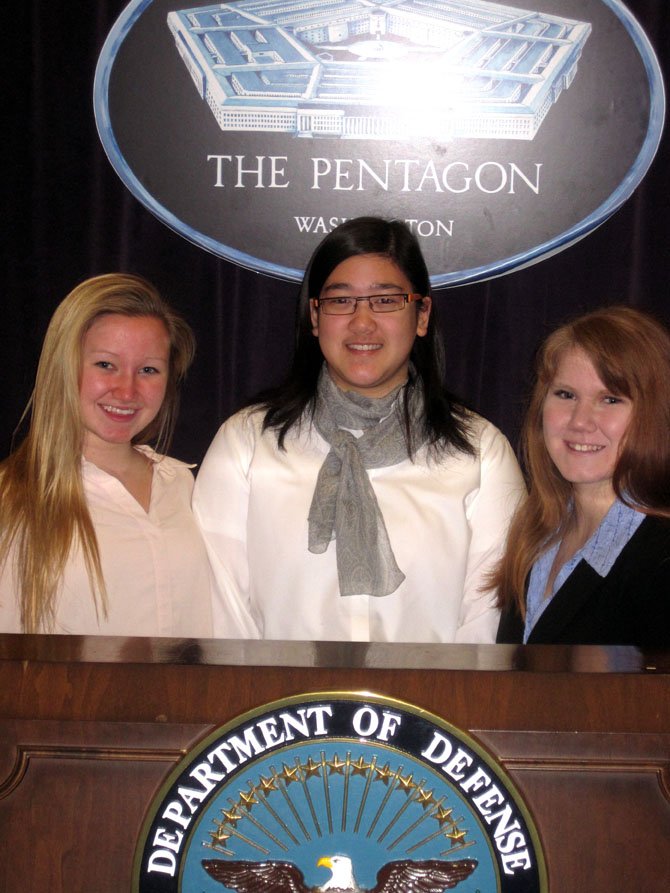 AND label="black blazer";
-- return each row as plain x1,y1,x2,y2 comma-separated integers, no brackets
496,515,670,648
